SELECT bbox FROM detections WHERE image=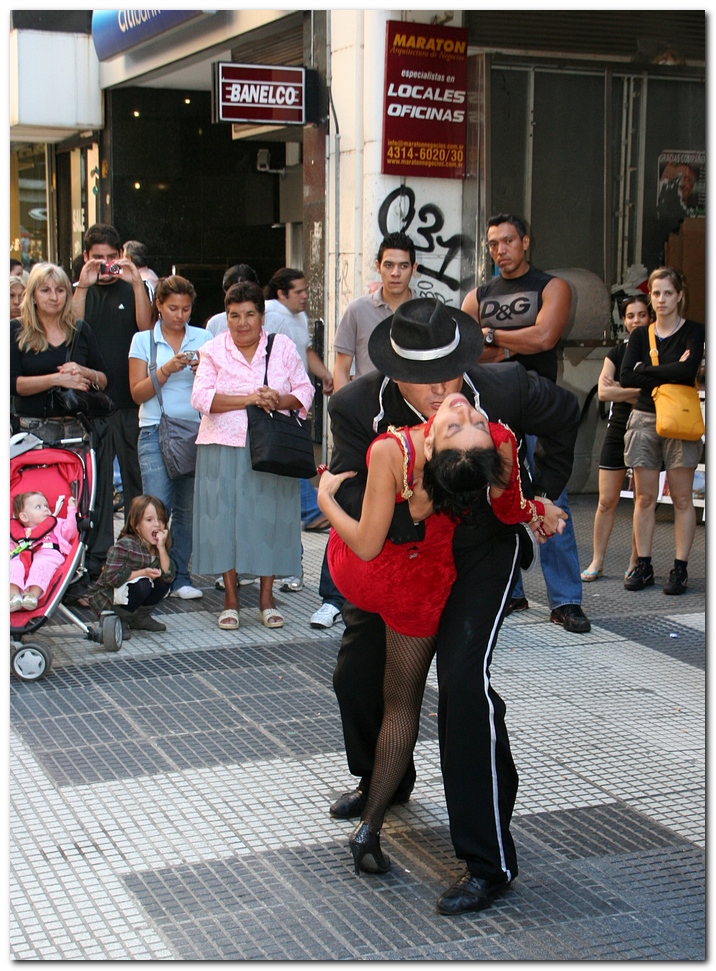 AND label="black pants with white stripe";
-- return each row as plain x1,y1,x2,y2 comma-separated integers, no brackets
436,524,525,884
